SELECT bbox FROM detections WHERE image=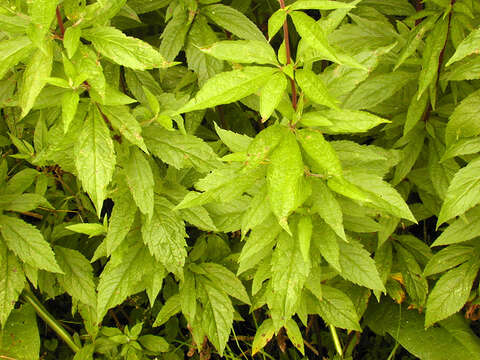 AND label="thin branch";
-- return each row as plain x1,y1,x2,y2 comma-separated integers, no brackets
414,0,423,26
56,6,65,37
20,211,43,220
304,339,320,356
278,0,297,111
422,0,456,124
329,325,344,358
22,288,80,353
